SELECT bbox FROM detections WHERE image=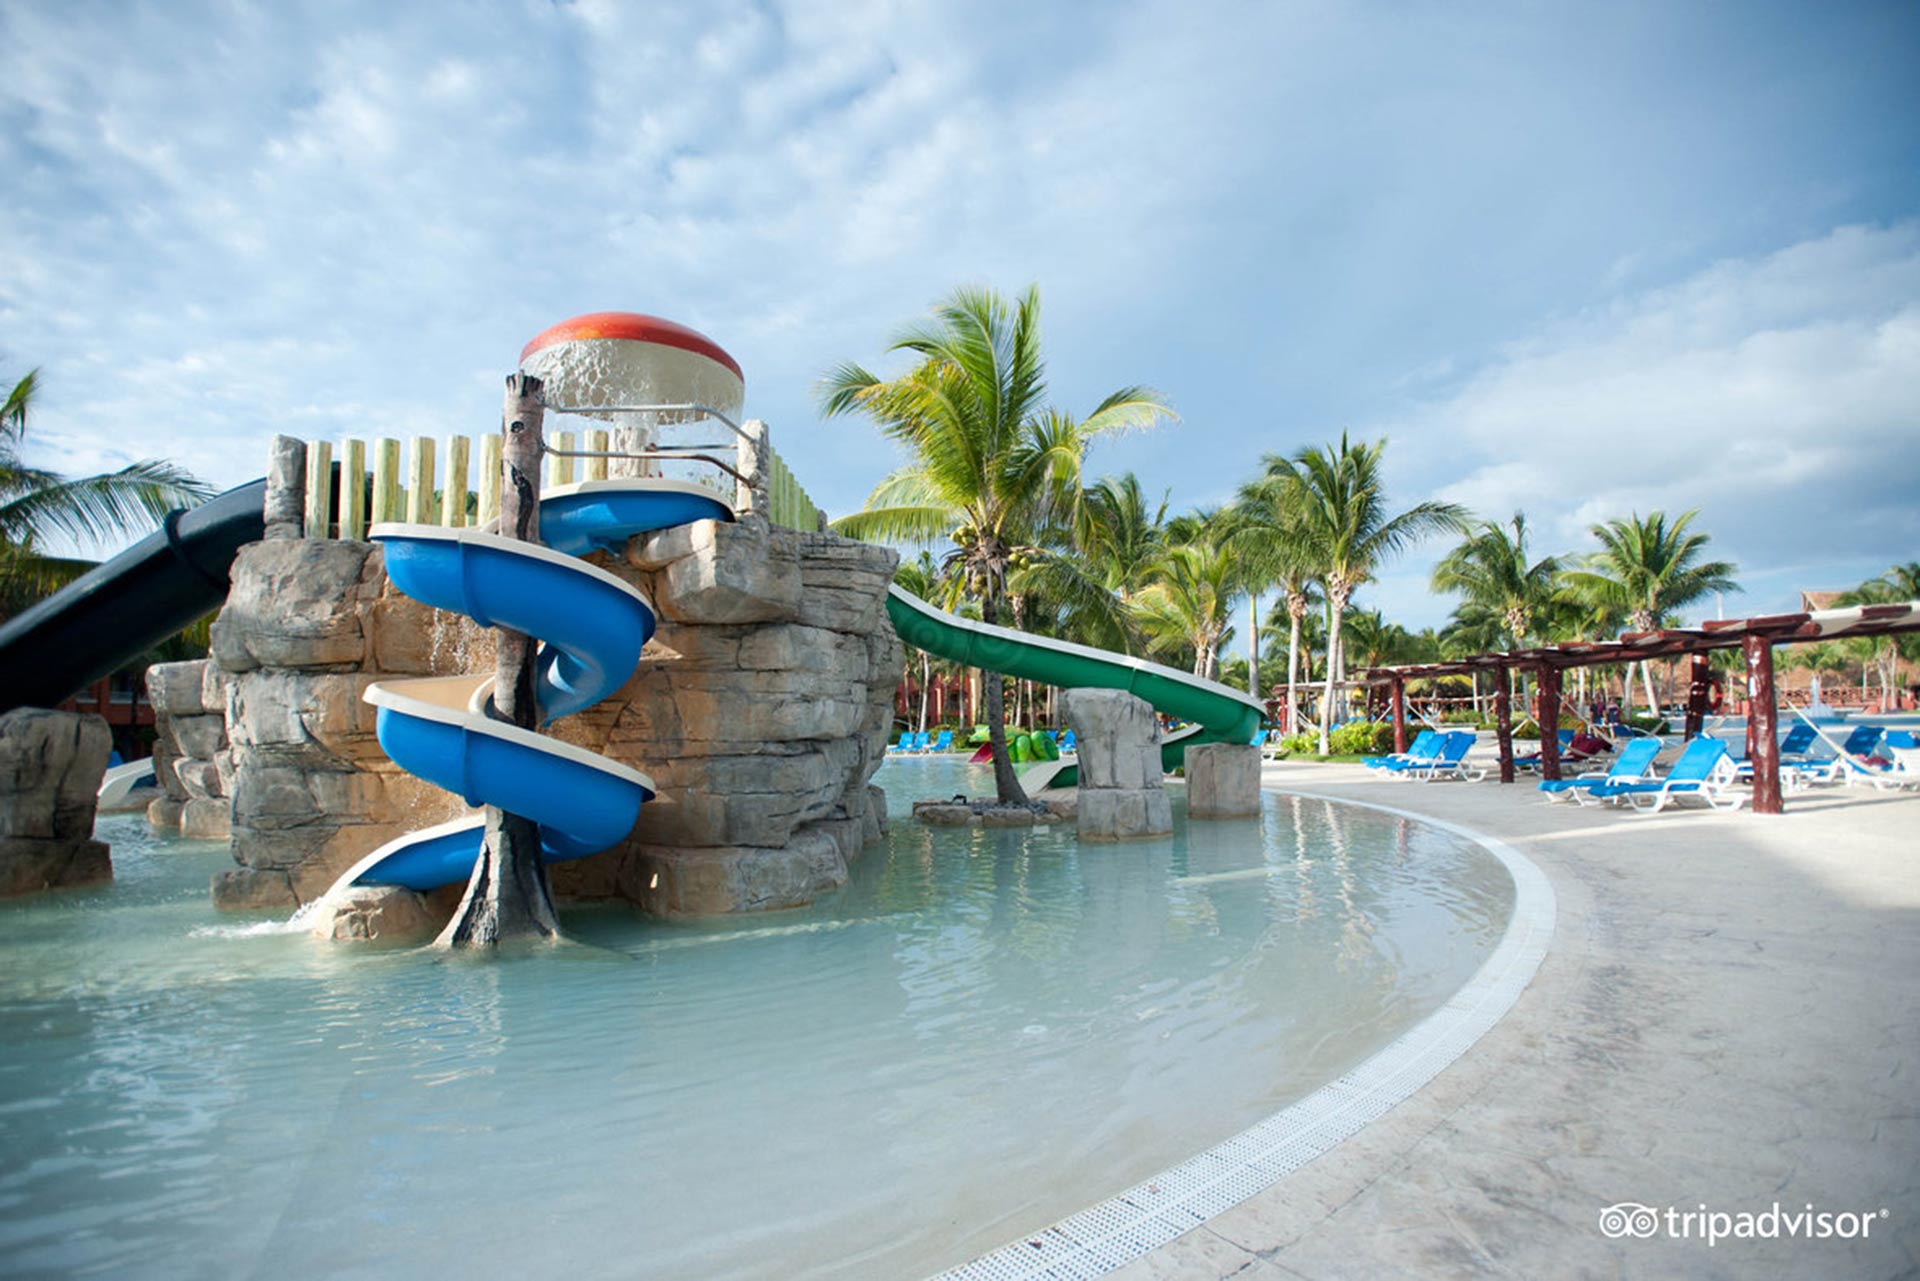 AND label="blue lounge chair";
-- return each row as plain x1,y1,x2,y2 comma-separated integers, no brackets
1407,731,1486,782
1365,729,1439,770
1592,736,1743,812
929,729,953,753
1538,737,1663,804
1060,730,1077,753
1766,724,1884,788
1775,723,1819,761
1514,730,1576,773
